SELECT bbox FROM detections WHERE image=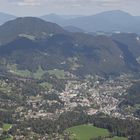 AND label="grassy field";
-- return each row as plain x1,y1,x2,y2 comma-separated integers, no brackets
65,125,110,140
3,123,12,132
2,124,13,140
4,137,13,140
8,64,67,80
111,136,127,140
8,64,32,77
8,64,47,79
65,125,127,140
48,69,65,79
33,66,46,79
19,34,35,40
